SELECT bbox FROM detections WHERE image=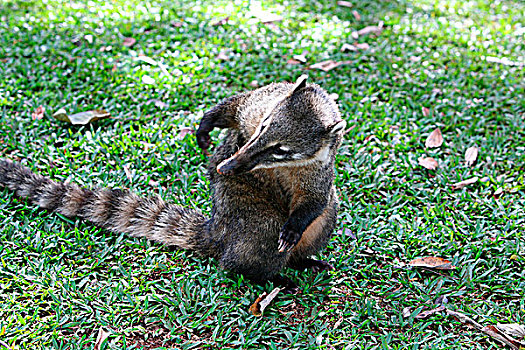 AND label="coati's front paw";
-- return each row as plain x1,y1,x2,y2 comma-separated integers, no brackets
196,116,215,150
278,225,303,253
196,125,212,150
